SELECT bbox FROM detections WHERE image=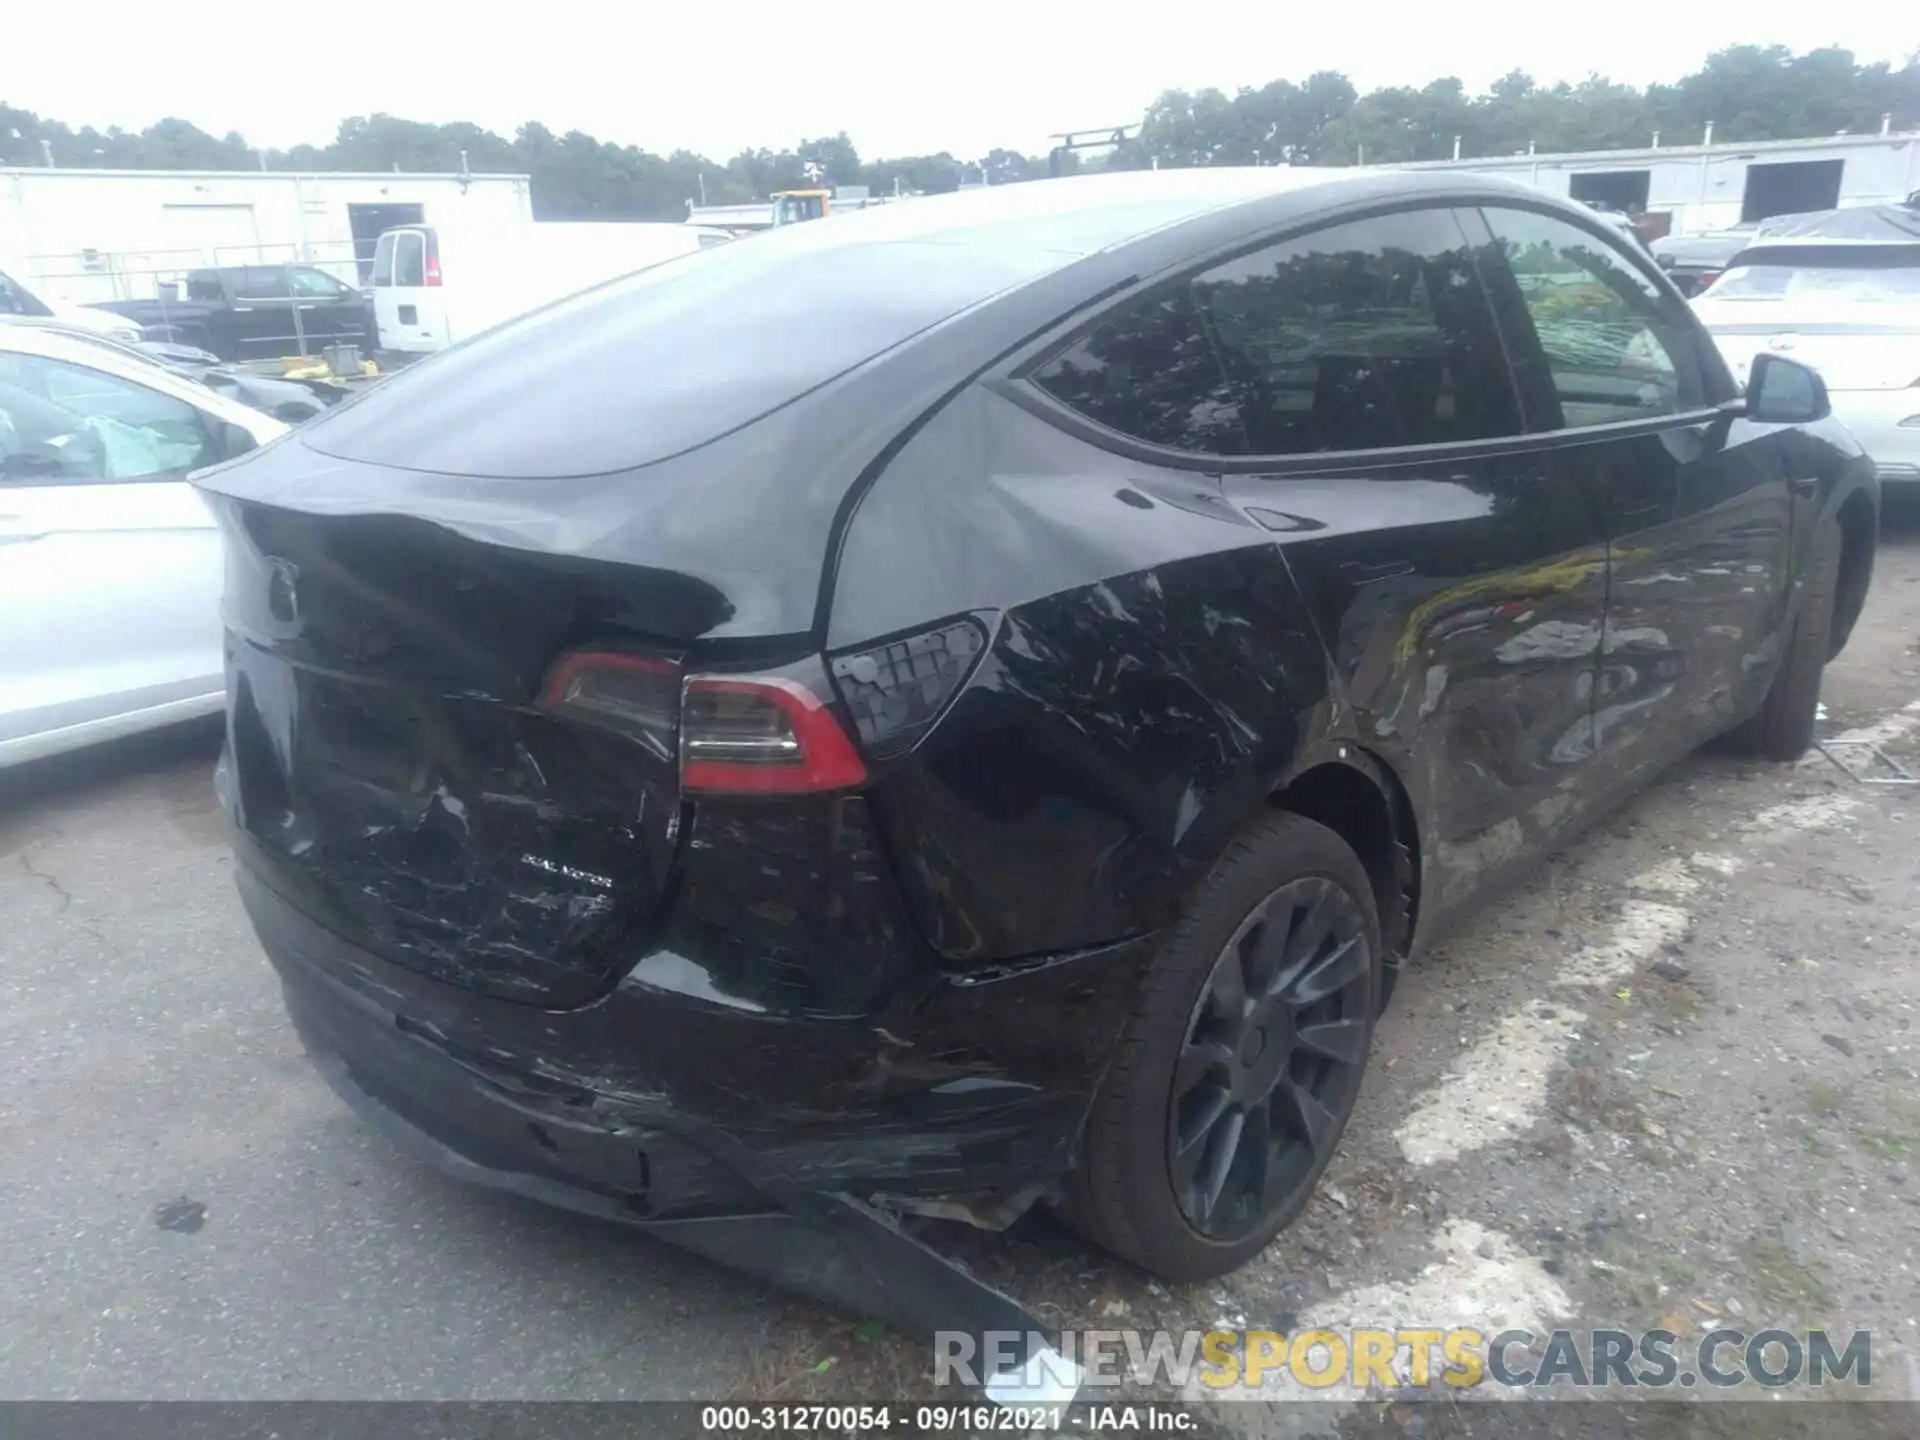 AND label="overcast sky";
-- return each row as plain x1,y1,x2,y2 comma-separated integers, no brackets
9,3,1913,161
